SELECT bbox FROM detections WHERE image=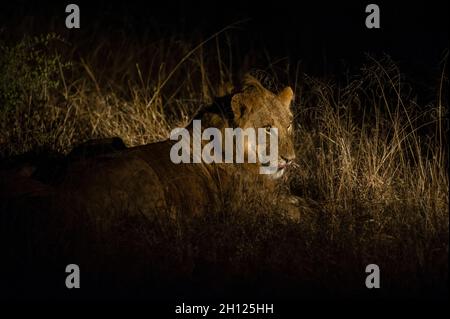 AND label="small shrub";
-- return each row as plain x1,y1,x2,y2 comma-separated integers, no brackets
0,33,69,112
